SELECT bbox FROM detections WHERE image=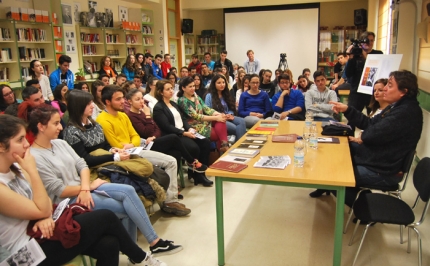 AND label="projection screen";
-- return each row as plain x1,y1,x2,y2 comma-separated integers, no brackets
224,4,320,80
